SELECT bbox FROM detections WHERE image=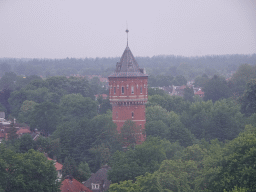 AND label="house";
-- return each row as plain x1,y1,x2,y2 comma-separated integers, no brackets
61,175,92,192
16,128,31,137
84,165,111,192
47,157,63,181
195,89,205,98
